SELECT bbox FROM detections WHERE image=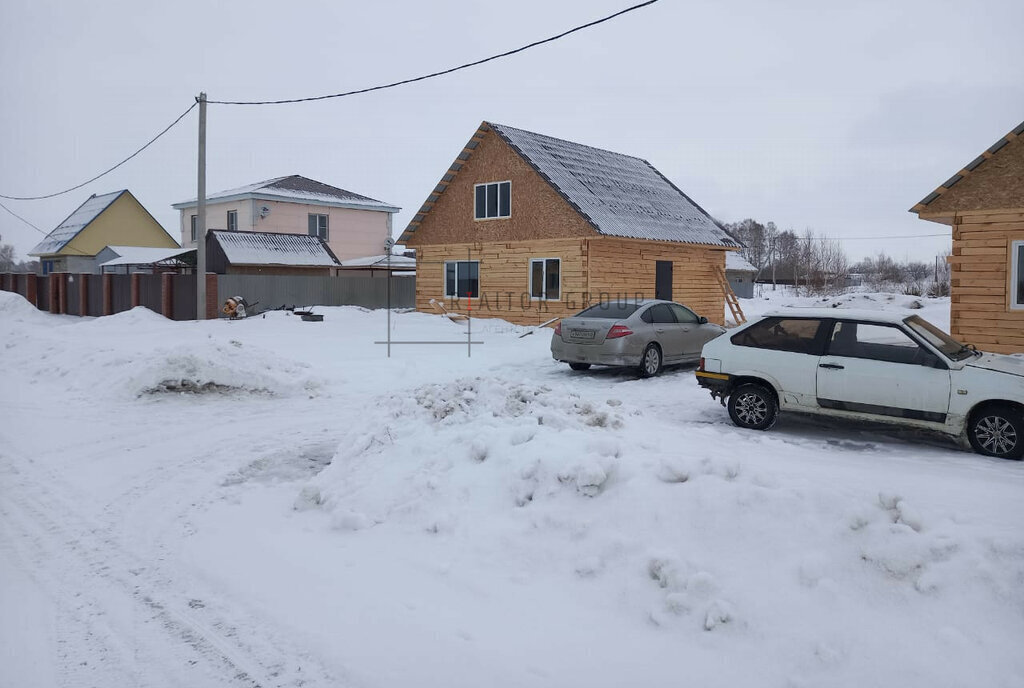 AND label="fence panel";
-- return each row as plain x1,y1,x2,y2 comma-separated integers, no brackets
138,275,163,313
37,276,50,311
86,275,103,316
215,274,415,313
110,274,132,314
171,275,197,321
14,274,28,301
66,276,82,316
